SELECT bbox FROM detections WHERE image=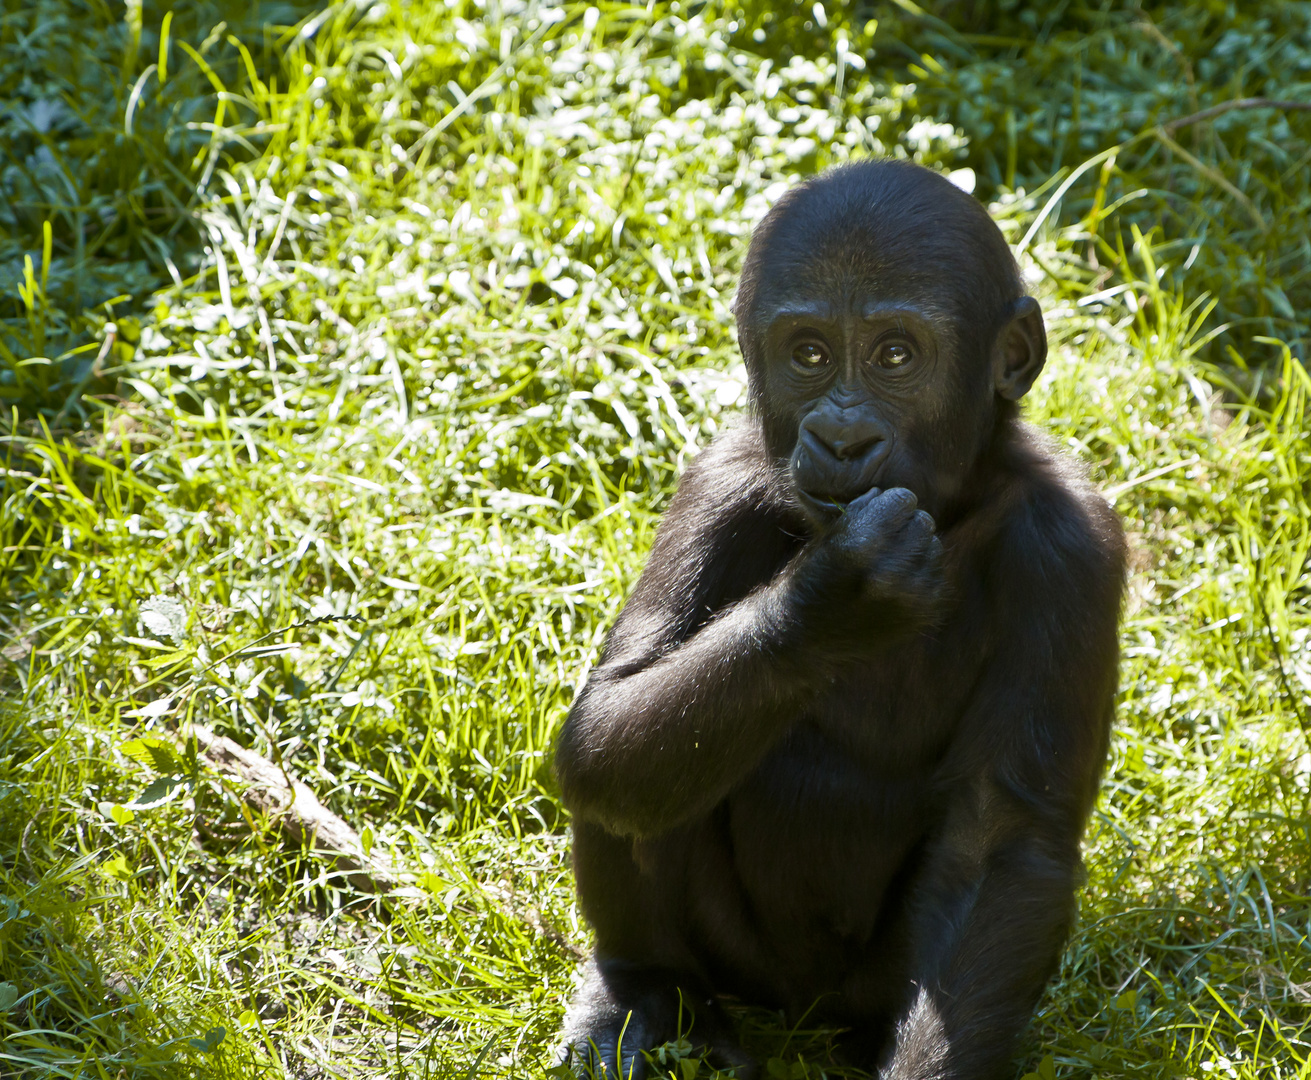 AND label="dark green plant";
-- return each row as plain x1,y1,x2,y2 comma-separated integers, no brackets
0,0,316,419
877,0,1311,368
